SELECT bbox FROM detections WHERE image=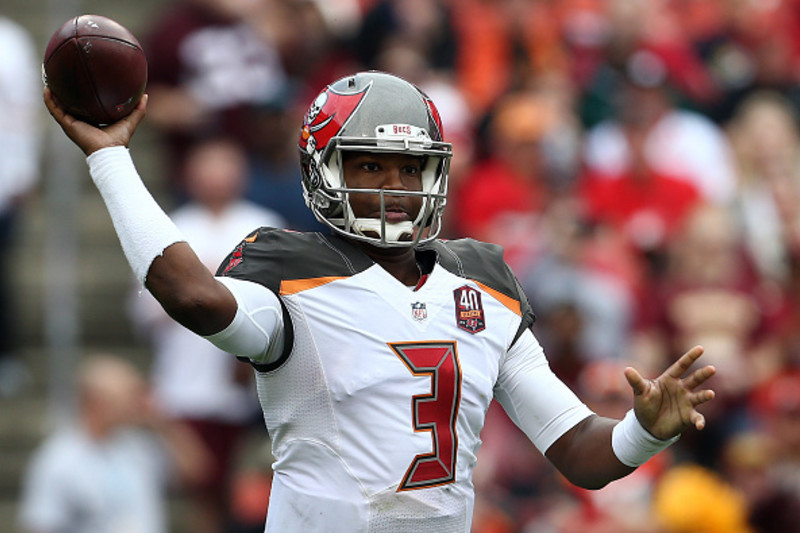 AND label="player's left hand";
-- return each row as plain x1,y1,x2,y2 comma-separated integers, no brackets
625,345,716,440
